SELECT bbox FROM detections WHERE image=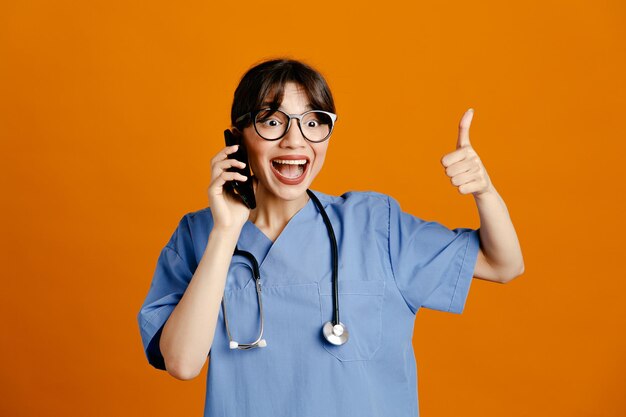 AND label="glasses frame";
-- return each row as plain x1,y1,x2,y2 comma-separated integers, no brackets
235,107,338,143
